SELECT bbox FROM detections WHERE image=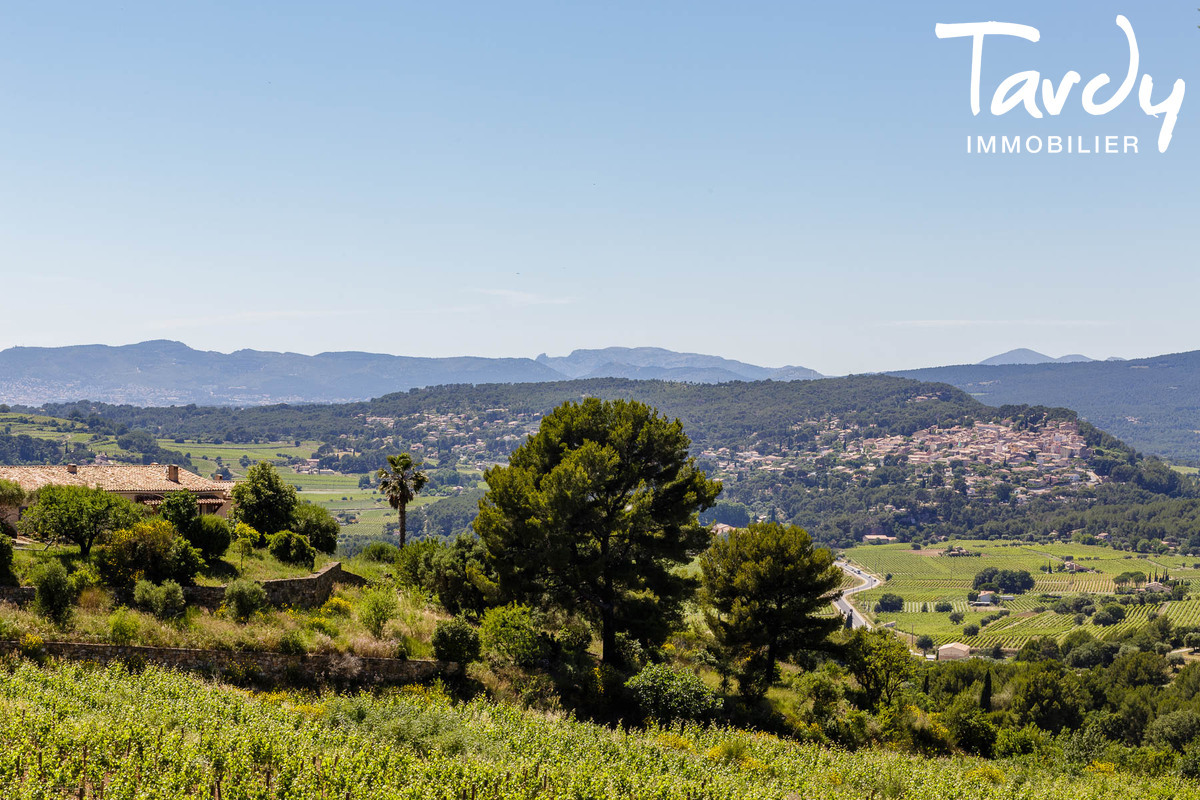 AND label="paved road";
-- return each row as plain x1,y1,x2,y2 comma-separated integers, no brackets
833,561,880,629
